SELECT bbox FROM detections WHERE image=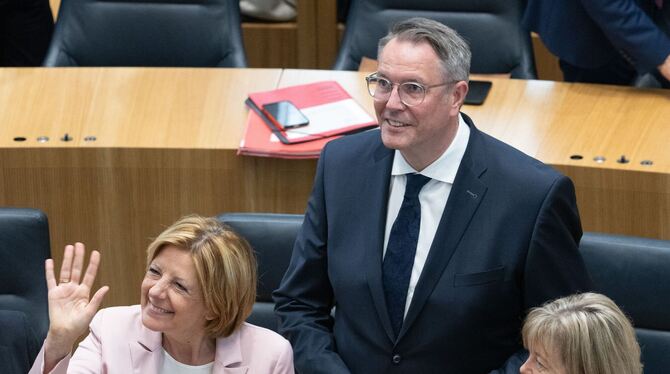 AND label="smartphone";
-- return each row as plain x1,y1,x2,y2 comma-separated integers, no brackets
262,100,309,130
464,80,492,105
